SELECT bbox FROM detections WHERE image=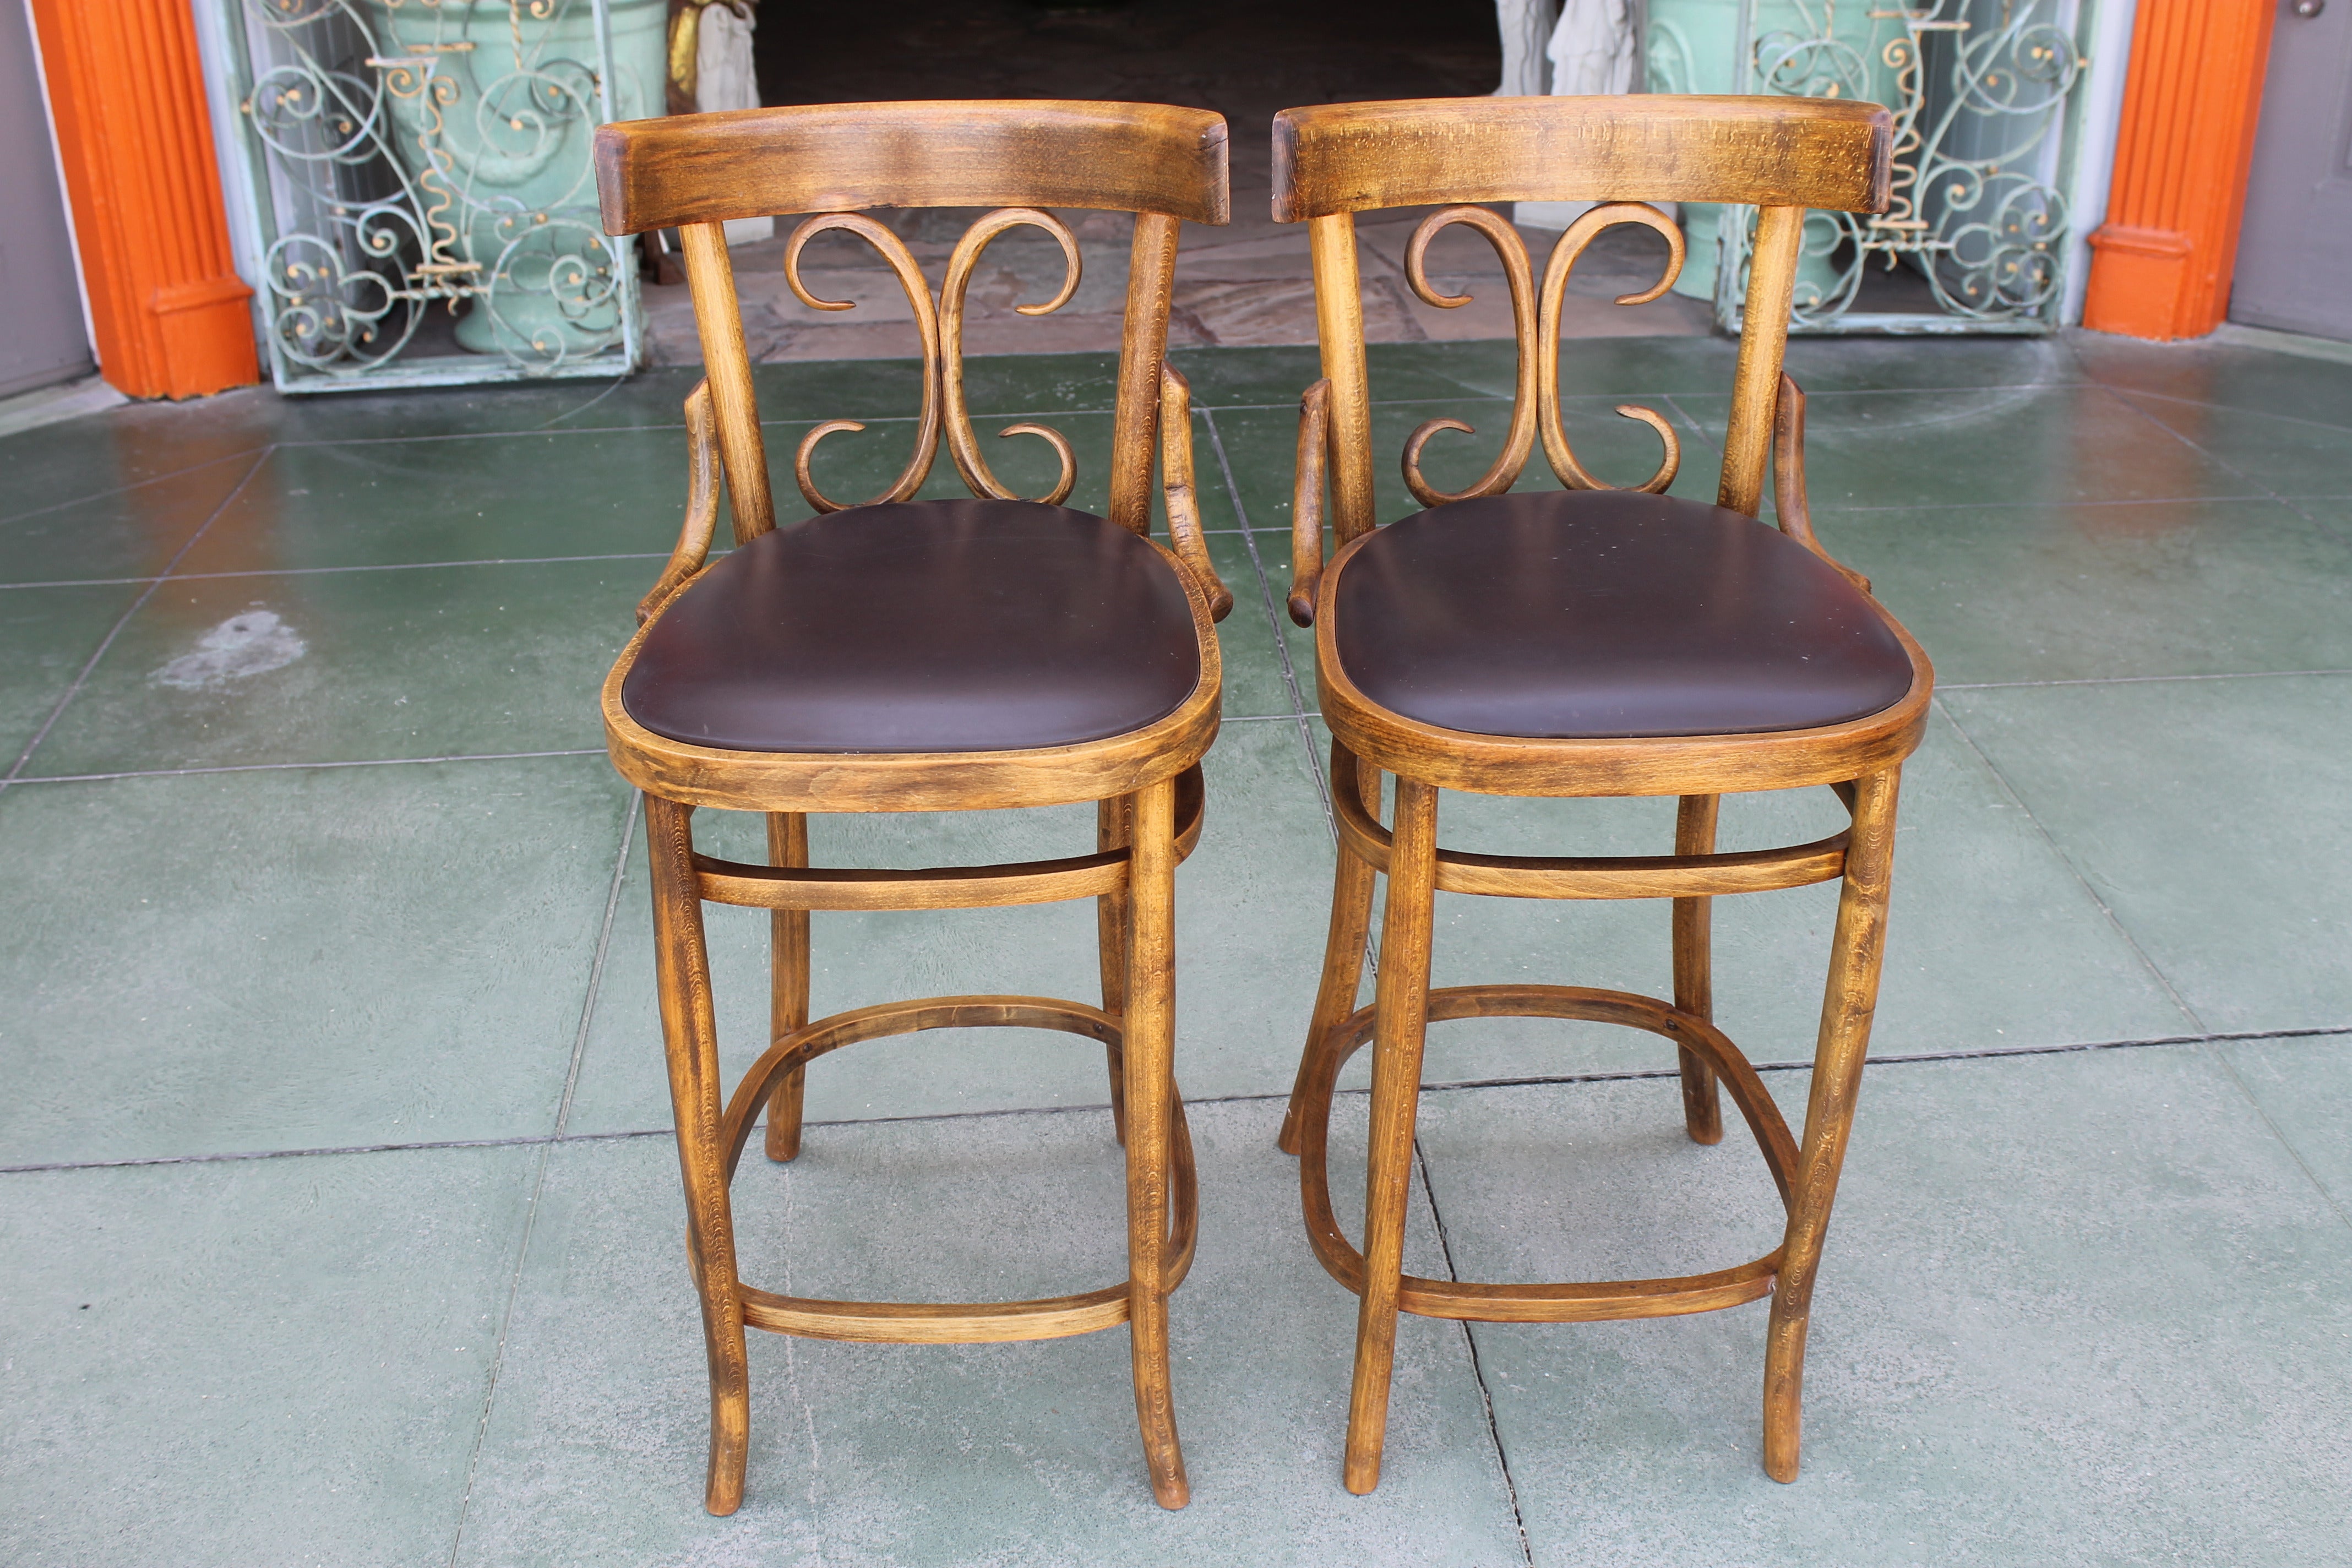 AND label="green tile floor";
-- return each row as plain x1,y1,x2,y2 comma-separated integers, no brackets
3,331,2350,1565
